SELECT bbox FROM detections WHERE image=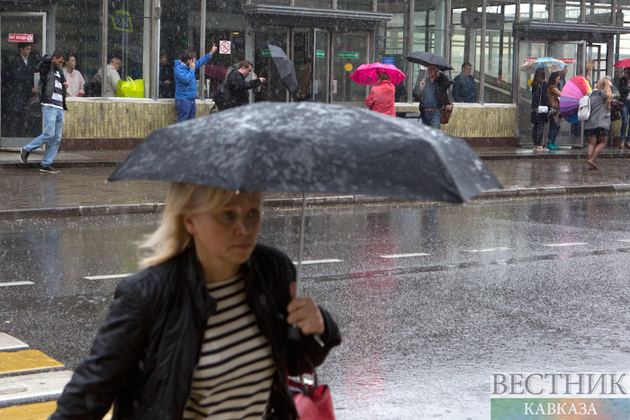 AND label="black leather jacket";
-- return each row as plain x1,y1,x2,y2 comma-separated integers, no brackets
50,244,341,420
38,54,67,111
225,68,262,109
417,72,453,115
